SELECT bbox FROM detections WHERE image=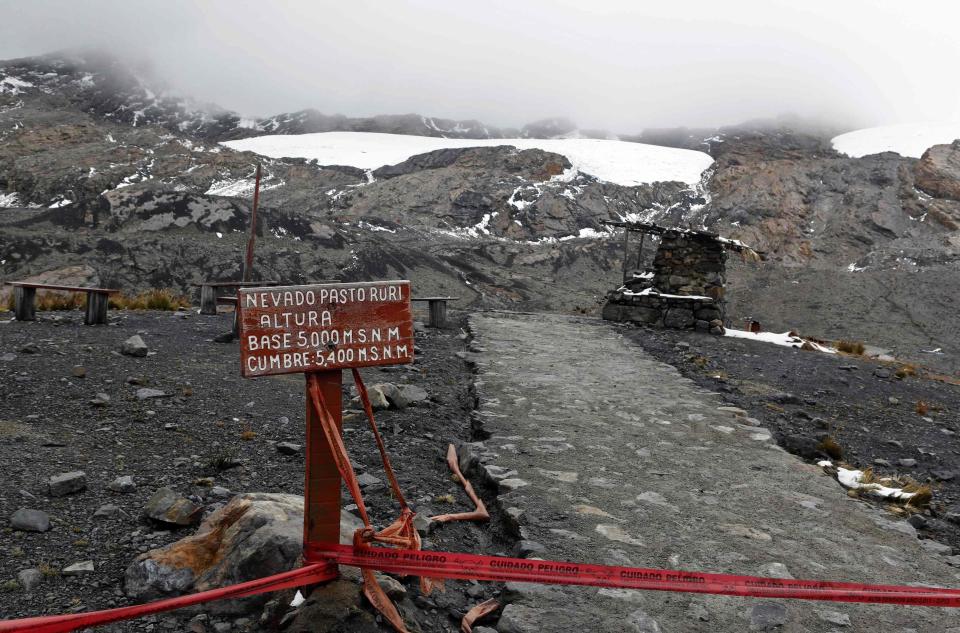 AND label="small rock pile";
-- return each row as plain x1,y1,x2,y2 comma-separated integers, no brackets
602,229,727,334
